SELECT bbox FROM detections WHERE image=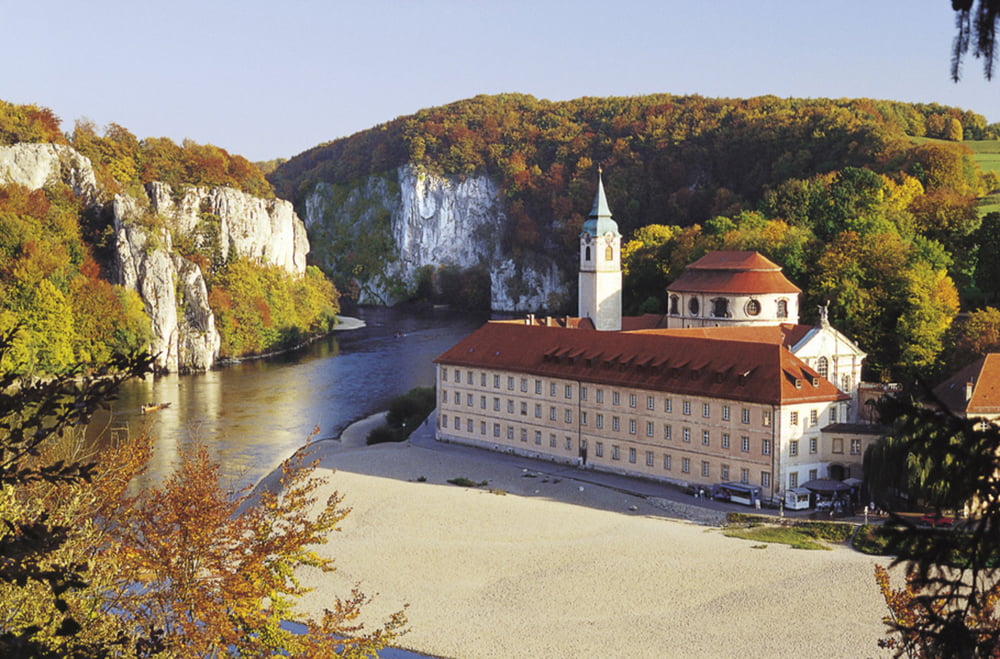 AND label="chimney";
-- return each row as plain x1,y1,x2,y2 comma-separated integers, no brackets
546,316,554,327
966,380,975,401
